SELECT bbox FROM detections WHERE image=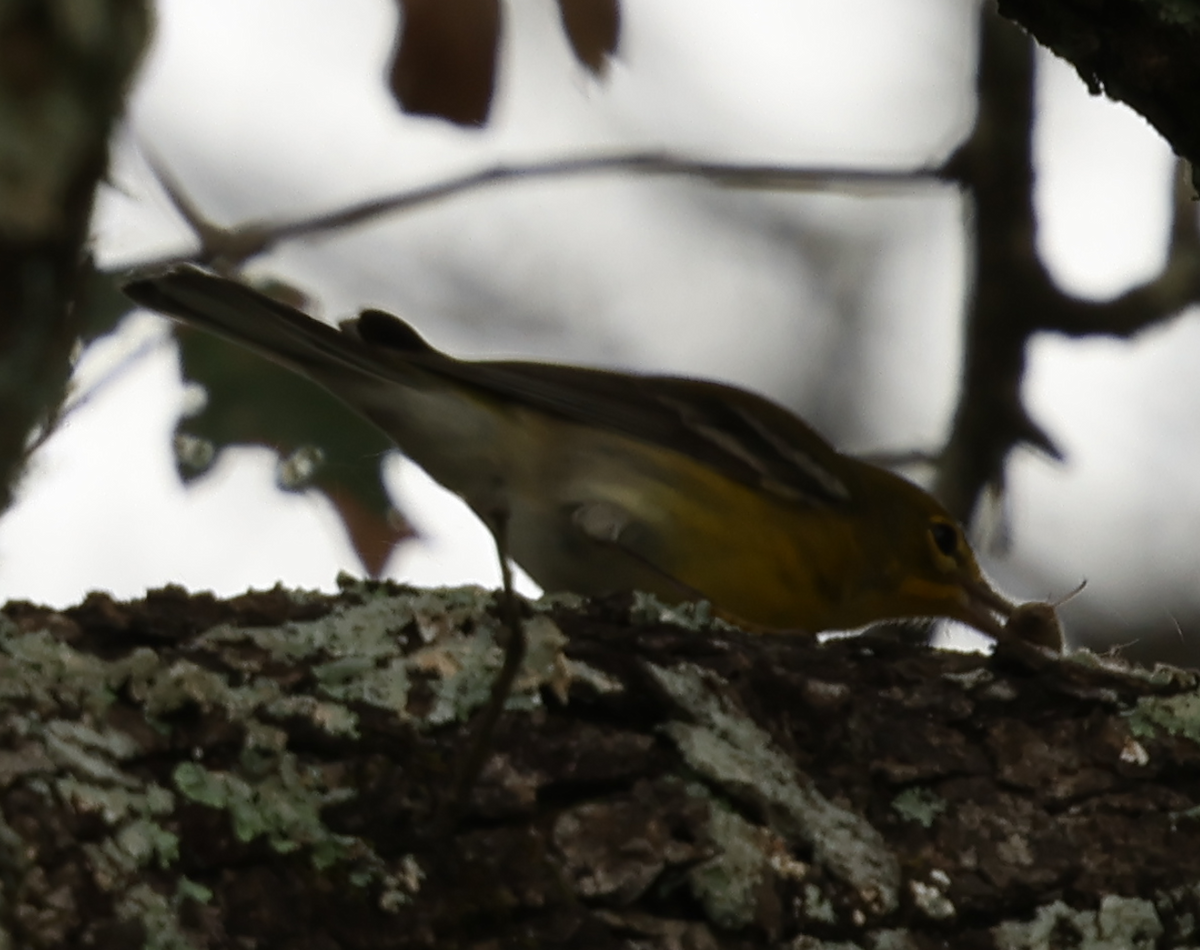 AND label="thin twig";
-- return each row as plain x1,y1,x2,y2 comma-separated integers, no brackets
130,150,949,272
